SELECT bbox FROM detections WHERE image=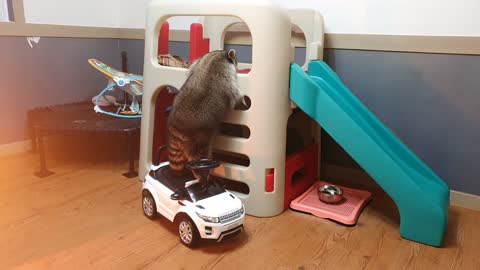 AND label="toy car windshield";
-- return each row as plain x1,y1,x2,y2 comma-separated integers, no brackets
185,180,225,202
